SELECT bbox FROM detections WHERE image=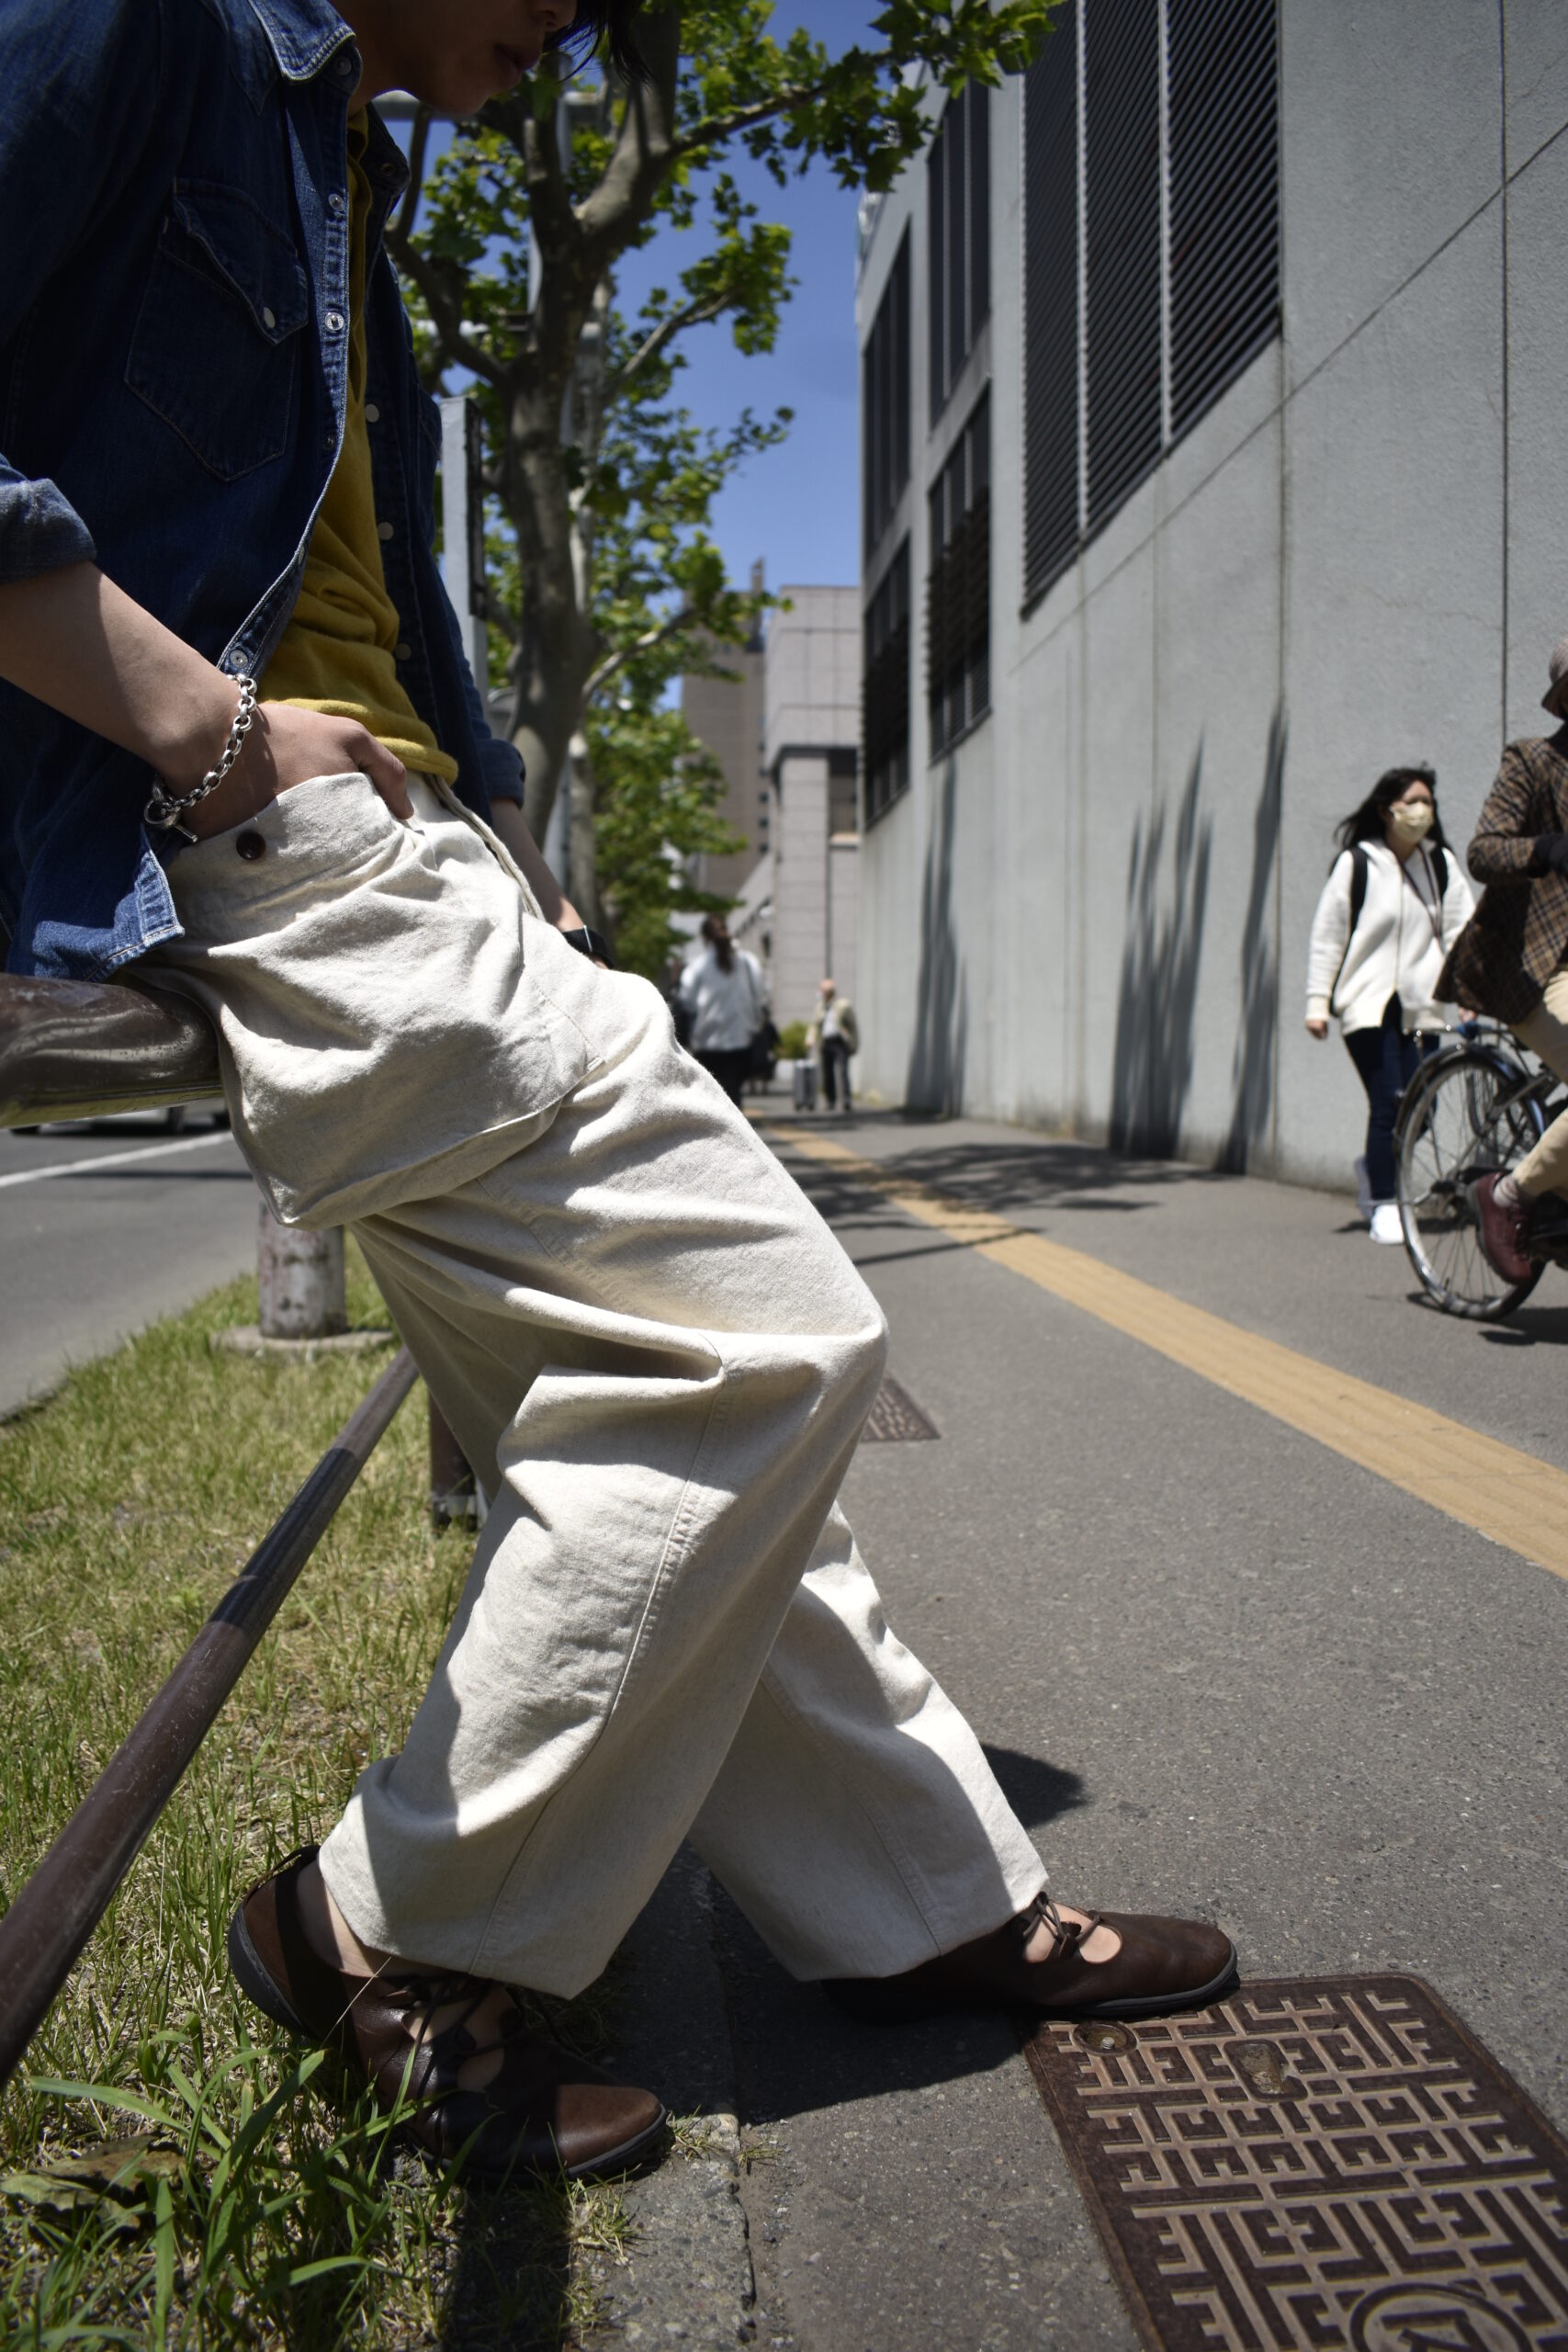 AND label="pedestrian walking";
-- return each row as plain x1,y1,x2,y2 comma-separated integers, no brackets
0,0,1237,2185
676,915,768,1107
809,978,859,1114
660,949,693,1046
1439,635,1568,1283
1305,764,1474,1241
